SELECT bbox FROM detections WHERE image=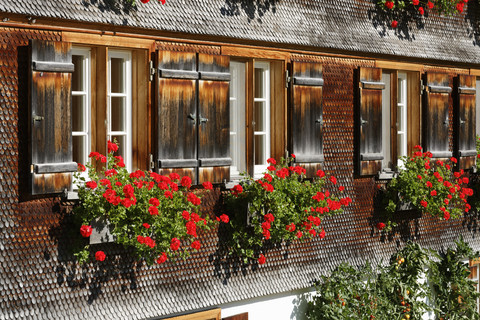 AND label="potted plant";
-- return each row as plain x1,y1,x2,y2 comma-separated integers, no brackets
73,140,215,265
222,156,352,264
378,145,473,232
